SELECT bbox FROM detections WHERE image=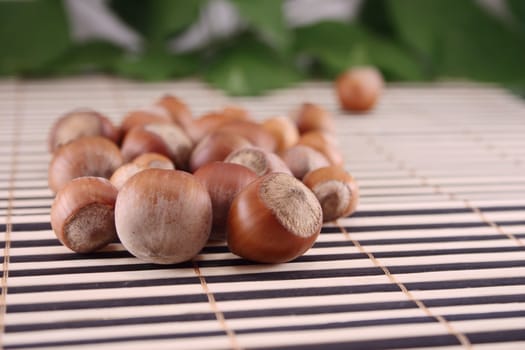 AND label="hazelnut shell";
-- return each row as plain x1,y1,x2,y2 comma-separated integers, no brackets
189,131,252,172
281,144,330,179
120,107,172,135
262,116,299,153
225,147,291,177
303,166,359,222
298,131,343,166
115,169,212,264
294,103,334,134
48,109,120,152
336,66,384,112
194,162,258,240
156,94,193,129
227,173,322,263
48,136,123,193
51,177,118,253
